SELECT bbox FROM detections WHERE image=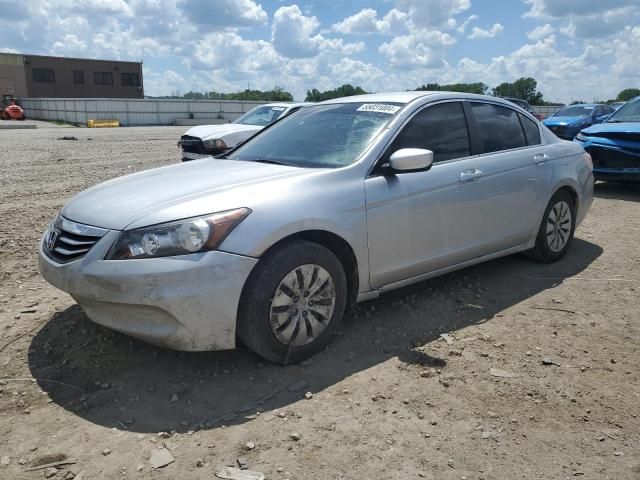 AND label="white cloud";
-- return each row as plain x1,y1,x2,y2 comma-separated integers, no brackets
455,14,479,33
2,0,639,104
527,23,553,40
51,34,88,57
272,5,364,58
468,23,504,39
524,0,640,39
331,8,386,34
331,8,409,35
379,30,456,68
524,0,637,19
395,0,471,27
178,0,267,28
